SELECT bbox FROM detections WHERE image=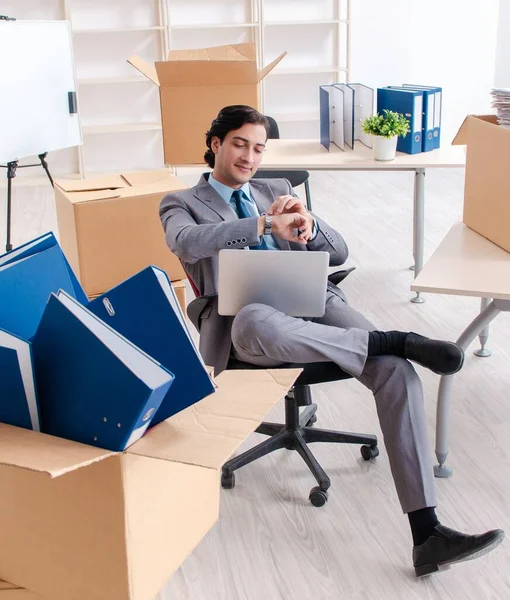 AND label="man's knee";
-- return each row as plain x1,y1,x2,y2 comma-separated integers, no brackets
231,303,276,347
